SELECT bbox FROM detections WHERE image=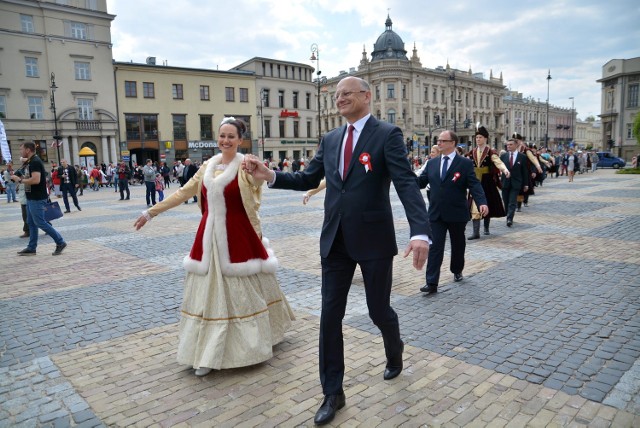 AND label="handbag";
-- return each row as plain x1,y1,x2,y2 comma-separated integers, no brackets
43,200,64,221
